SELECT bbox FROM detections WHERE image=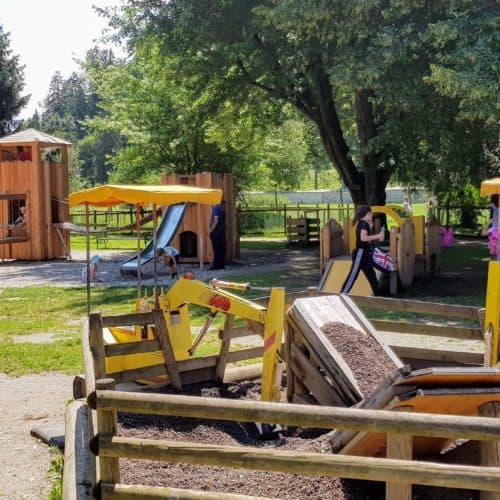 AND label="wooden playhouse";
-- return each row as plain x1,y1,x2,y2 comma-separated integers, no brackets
161,171,239,265
0,129,70,260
